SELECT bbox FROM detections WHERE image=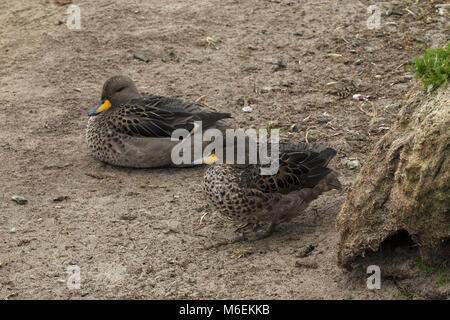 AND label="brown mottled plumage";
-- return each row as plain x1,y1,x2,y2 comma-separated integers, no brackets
86,76,231,168
203,143,341,238
327,81,358,99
